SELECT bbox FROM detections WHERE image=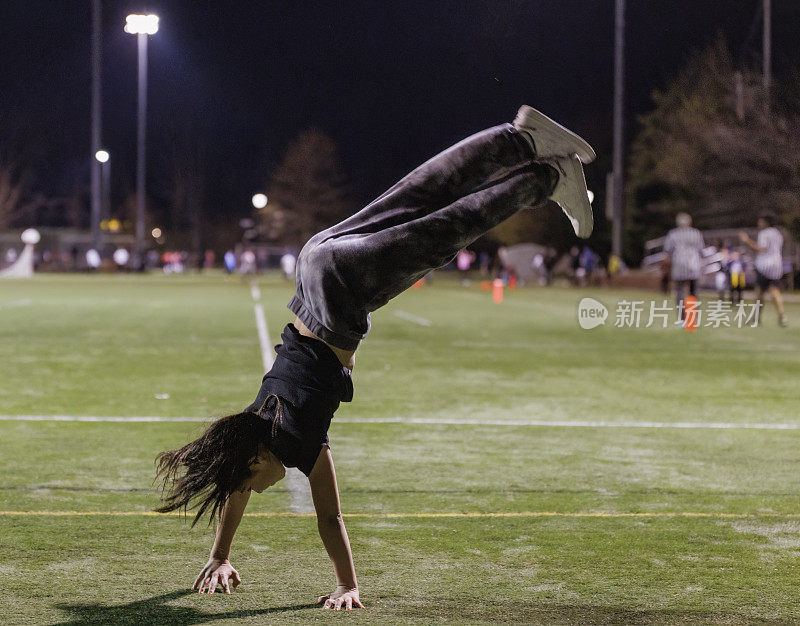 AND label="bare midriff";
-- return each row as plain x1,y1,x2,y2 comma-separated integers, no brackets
294,317,356,370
